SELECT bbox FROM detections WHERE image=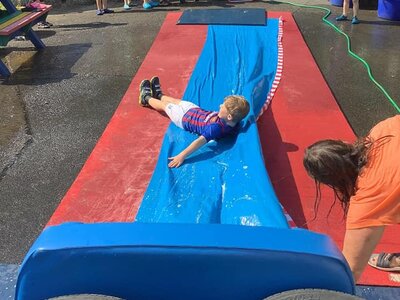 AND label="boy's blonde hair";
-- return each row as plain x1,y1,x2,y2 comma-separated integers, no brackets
224,95,250,122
